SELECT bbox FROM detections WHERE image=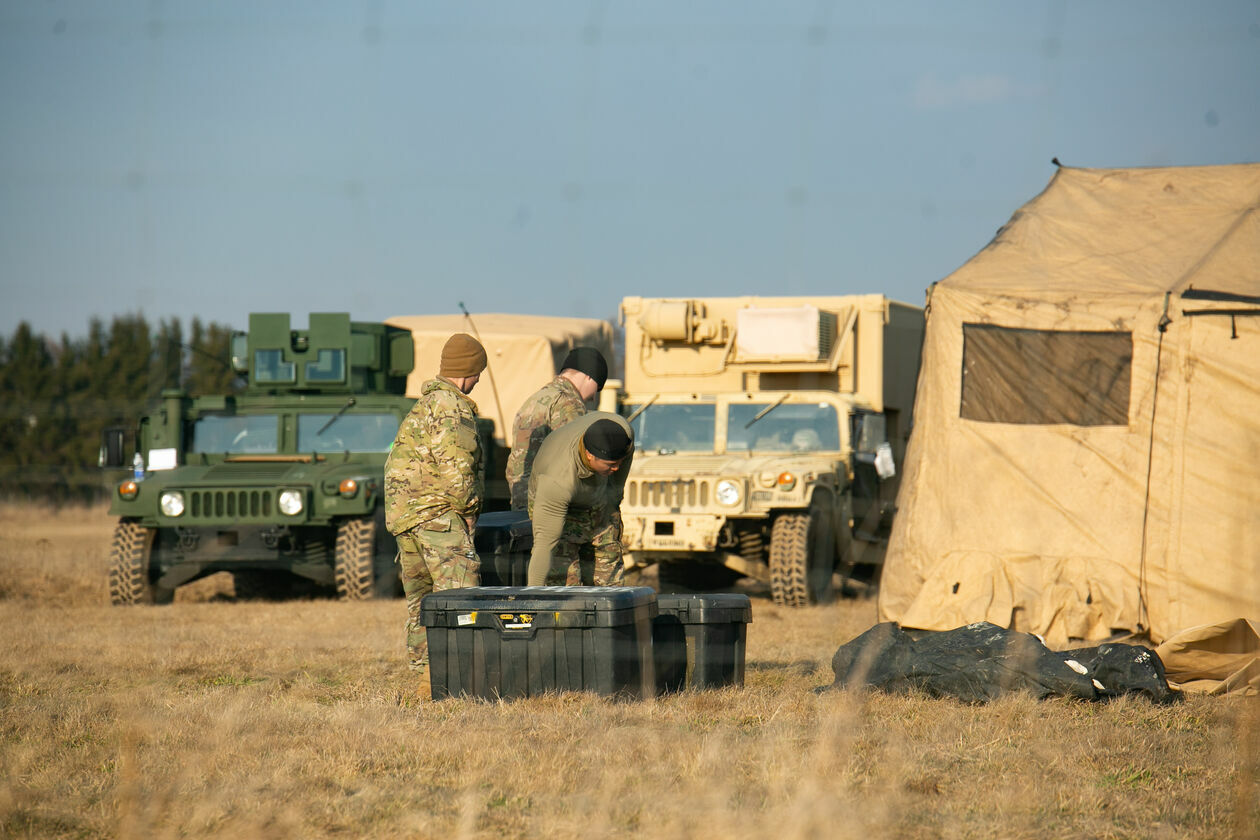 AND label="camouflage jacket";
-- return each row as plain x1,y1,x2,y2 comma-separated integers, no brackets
384,377,483,535
505,375,586,510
